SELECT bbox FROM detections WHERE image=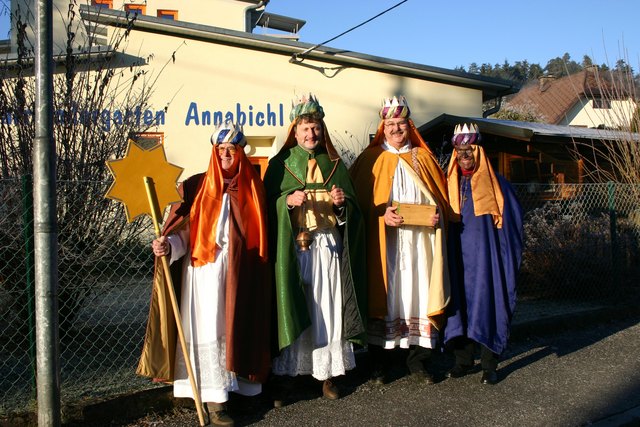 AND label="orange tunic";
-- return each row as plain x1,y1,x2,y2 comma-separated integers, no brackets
351,137,450,330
